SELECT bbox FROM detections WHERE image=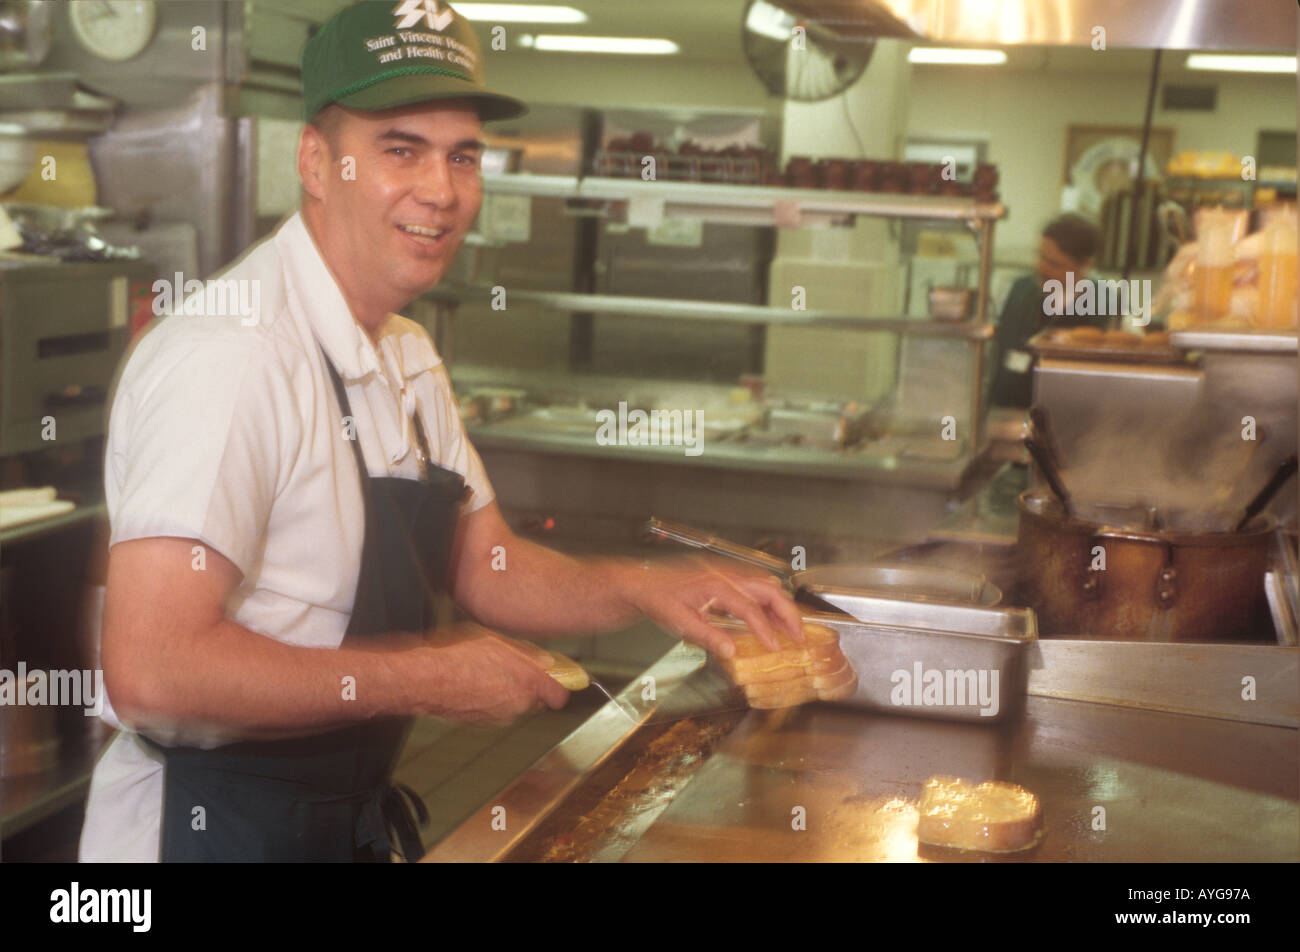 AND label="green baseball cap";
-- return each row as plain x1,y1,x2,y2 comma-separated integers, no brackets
301,0,526,123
